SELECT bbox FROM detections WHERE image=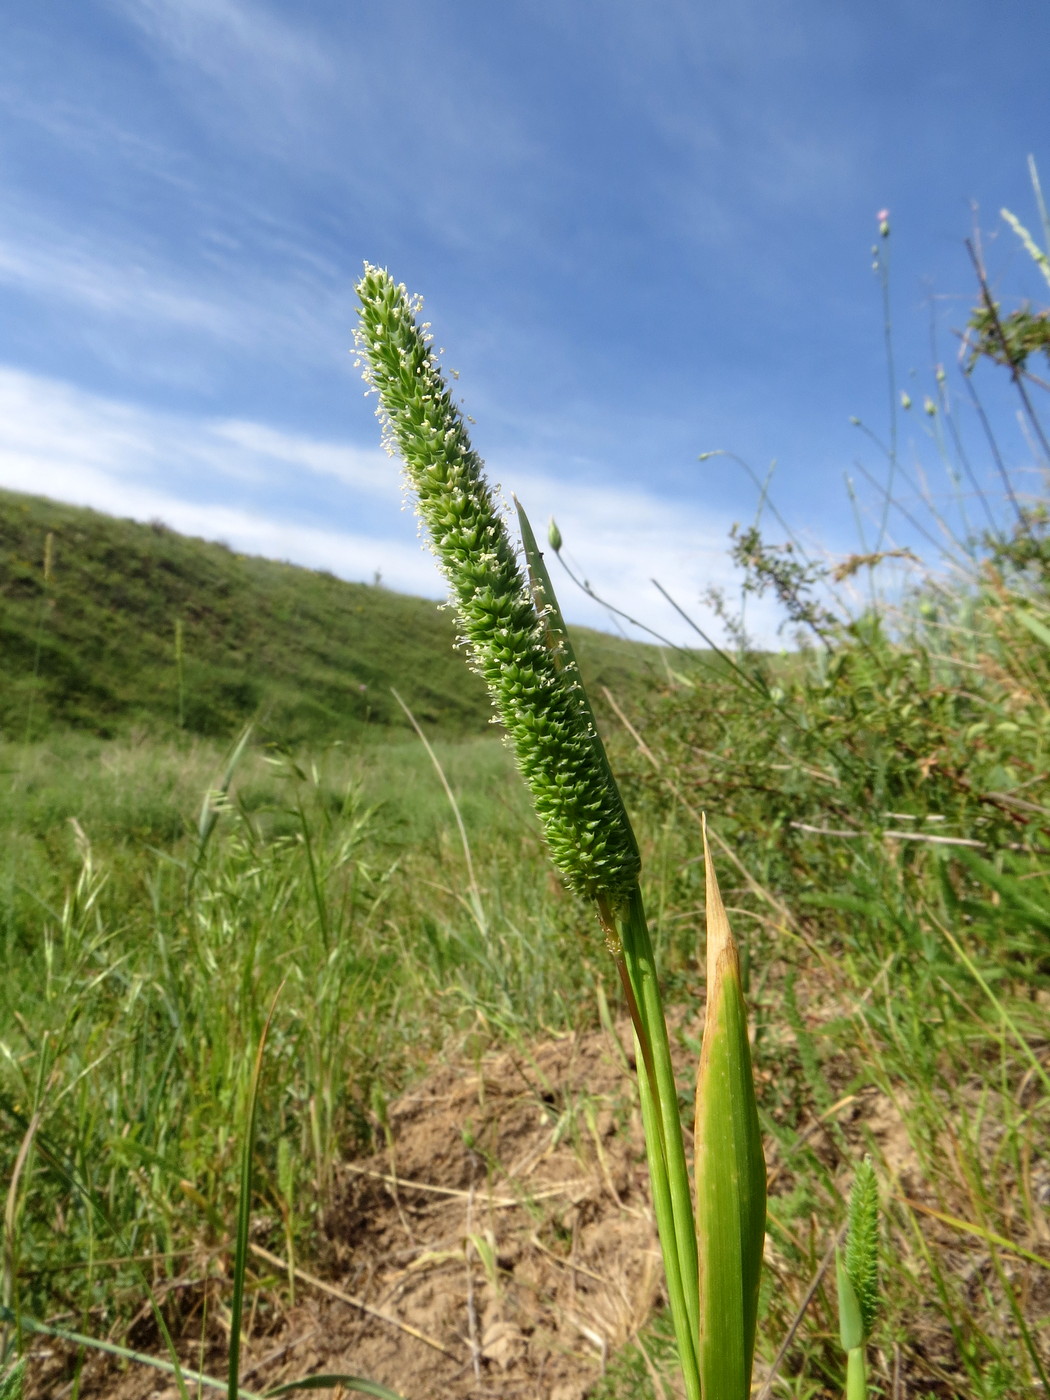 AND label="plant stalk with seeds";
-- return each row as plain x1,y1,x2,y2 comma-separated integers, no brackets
836,1157,881,1400
354,266,766,1400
